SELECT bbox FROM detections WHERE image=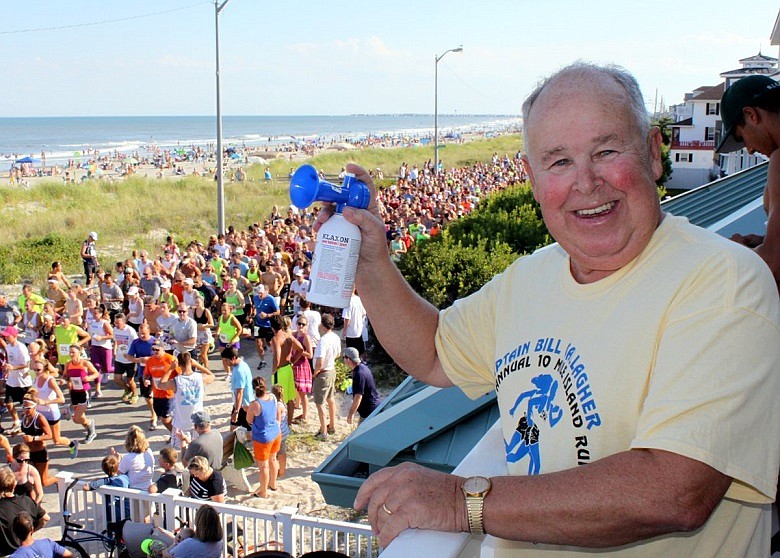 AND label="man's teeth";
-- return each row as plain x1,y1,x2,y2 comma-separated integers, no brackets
577,202,615,216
